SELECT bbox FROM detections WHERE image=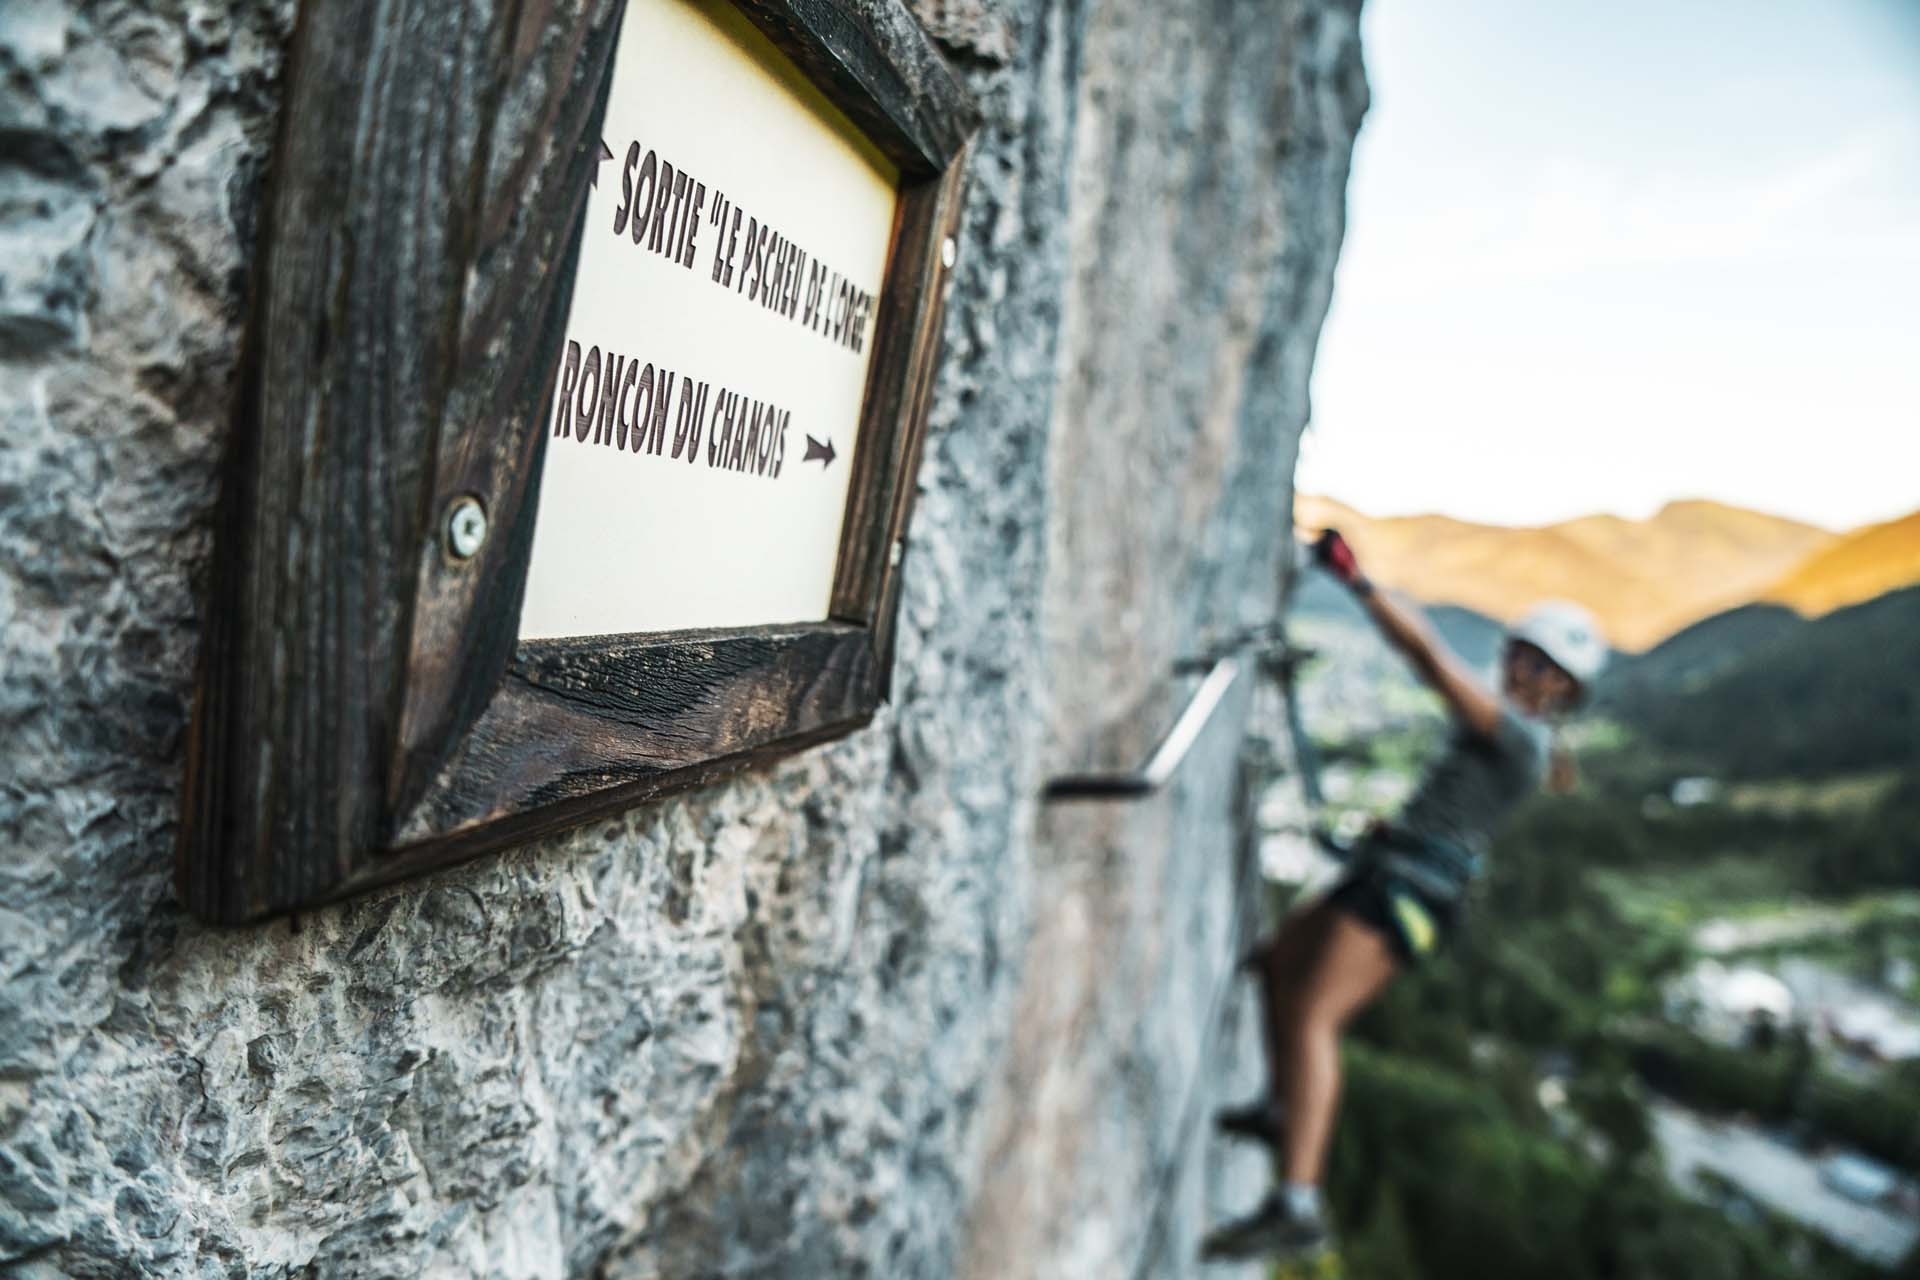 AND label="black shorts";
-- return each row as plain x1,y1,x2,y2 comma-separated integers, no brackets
1326,865,1459,965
